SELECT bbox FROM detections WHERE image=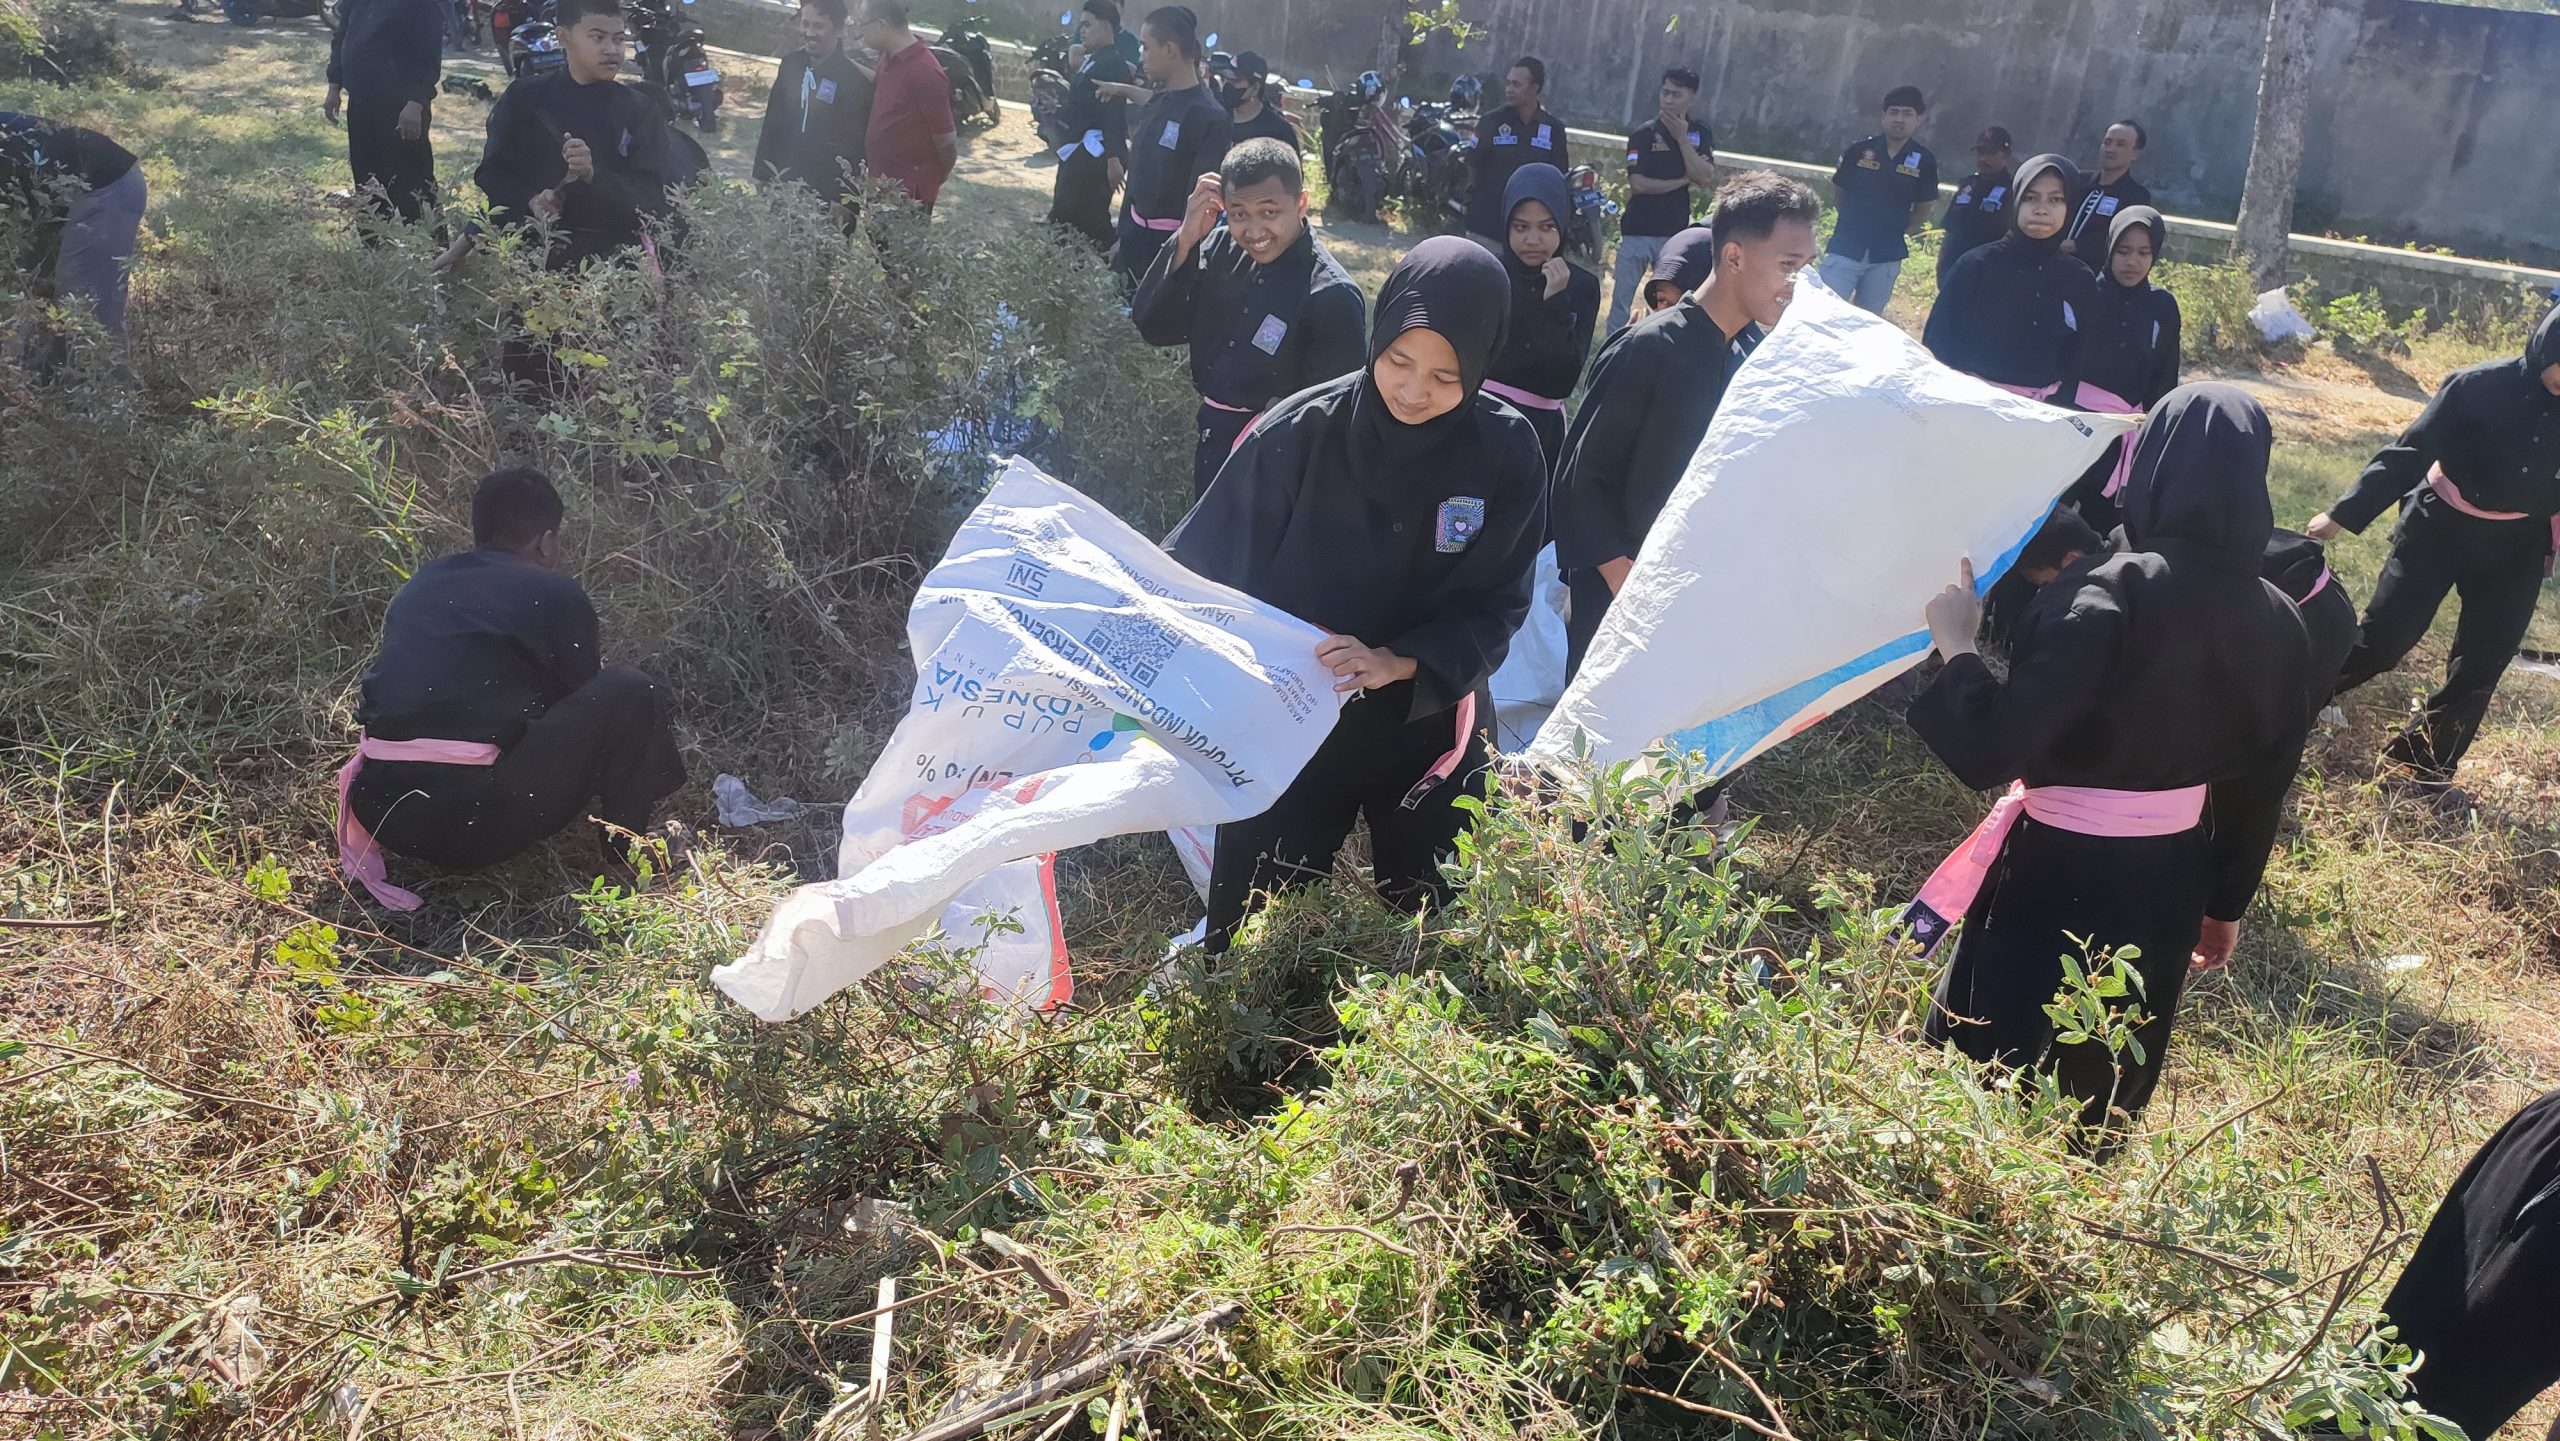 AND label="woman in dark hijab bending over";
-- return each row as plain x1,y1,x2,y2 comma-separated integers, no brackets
1168,237,1548,953
1482,163,1601,475
1903,384,2314,1132
1923,154,2097,400
2066,205,2184,531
